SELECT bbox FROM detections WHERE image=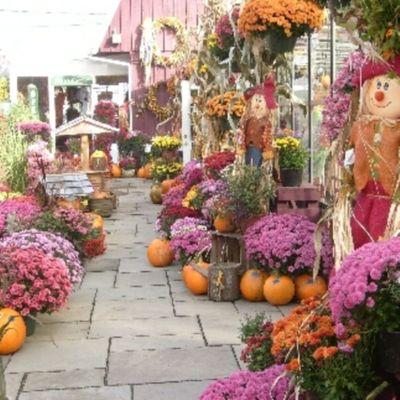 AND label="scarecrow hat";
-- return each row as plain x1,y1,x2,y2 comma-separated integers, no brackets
360,54,400,85
244,75,277,109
